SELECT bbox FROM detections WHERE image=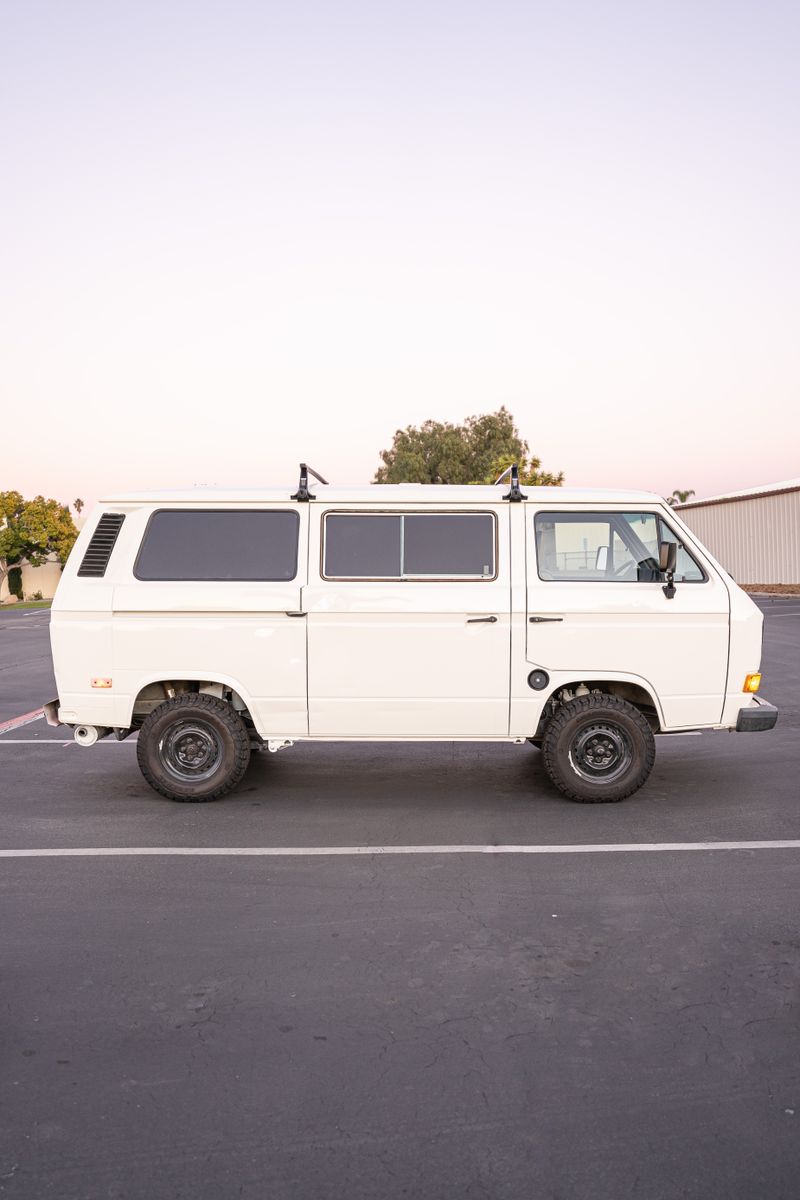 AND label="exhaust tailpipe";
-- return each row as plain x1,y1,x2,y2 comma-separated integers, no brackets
74,725,110,746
